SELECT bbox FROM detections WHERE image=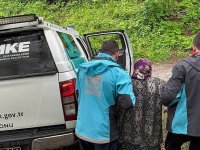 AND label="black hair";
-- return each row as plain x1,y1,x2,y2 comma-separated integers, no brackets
100,40,119,55
193,32,200,50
